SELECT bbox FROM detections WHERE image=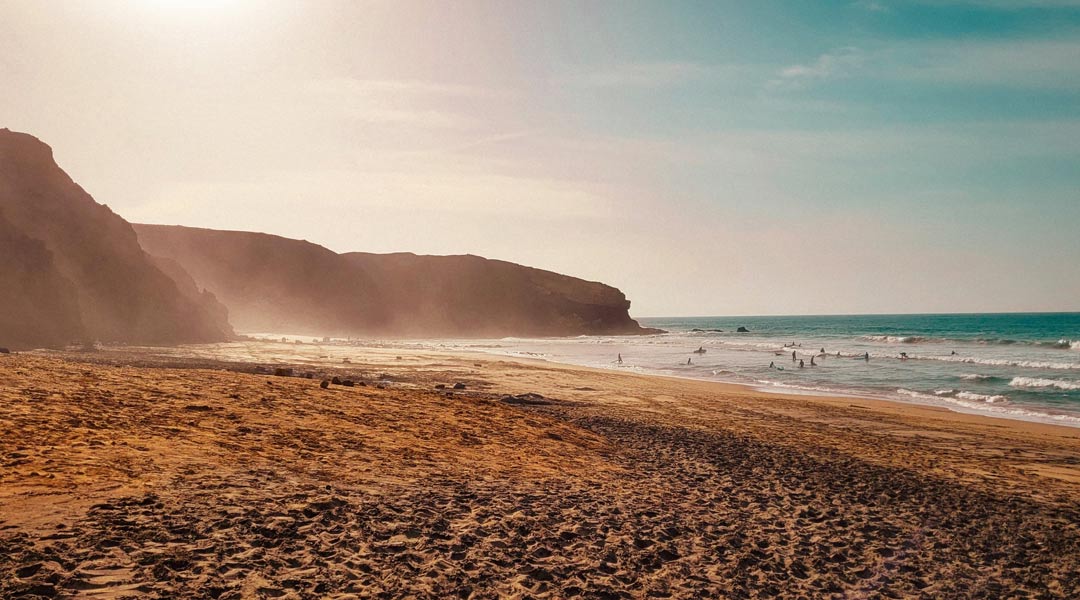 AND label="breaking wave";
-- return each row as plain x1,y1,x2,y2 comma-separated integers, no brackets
1009,377,1080,391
